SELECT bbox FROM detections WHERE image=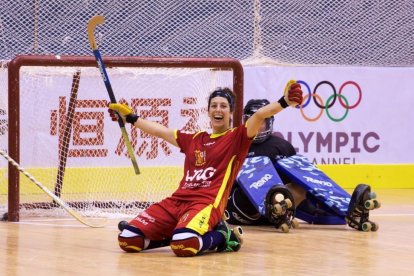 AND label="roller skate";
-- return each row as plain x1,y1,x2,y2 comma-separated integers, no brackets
265,186,299,233
216,210,244,252
346,184,381,232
